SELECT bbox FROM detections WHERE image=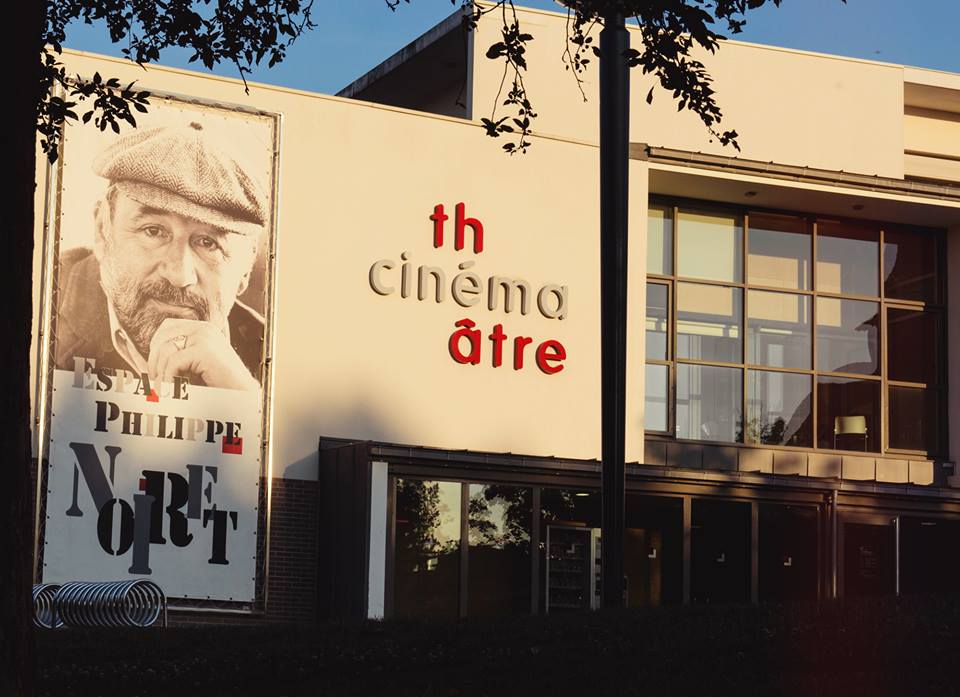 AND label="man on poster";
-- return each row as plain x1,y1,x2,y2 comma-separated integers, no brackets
54,122,268,390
